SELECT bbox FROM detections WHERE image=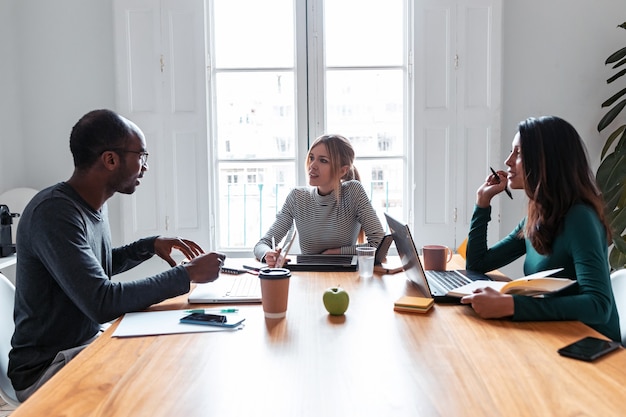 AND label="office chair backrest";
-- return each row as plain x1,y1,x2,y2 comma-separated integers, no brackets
0,272,19,406
610,269,626,347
